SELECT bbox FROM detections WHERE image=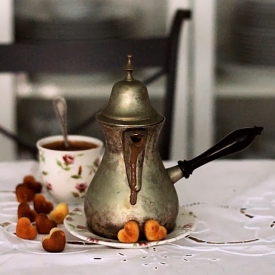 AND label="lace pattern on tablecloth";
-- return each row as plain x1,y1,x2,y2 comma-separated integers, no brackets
1,160,275,273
